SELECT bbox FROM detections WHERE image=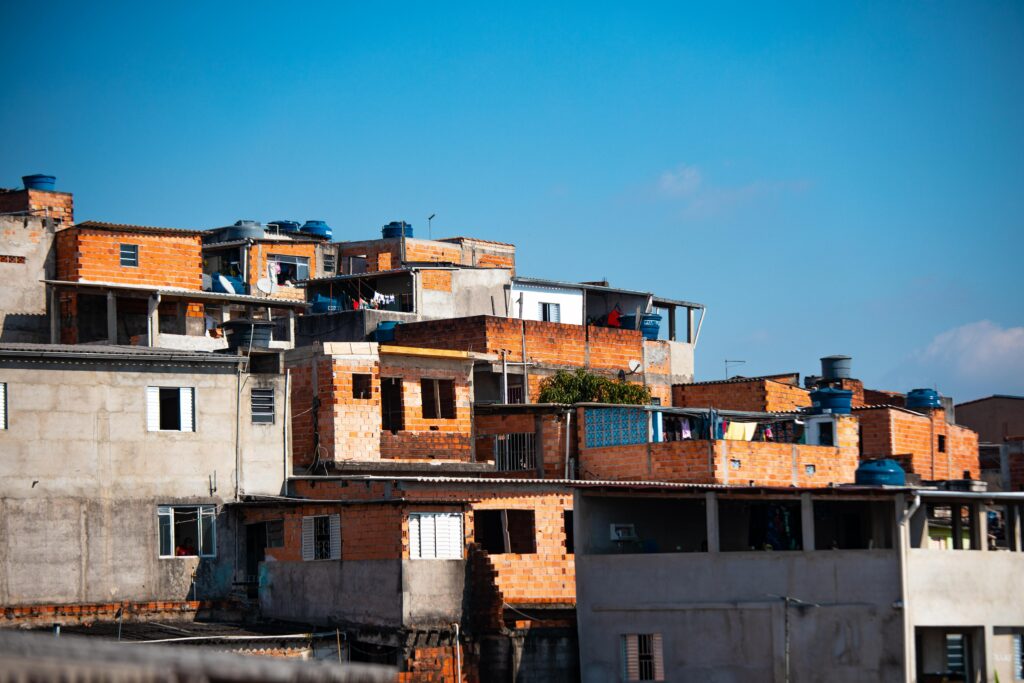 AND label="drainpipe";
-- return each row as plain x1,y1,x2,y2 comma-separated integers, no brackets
452,622,462,682
897,493,920,683
501,350,508,403
521,321,529,402
563,409,573,480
